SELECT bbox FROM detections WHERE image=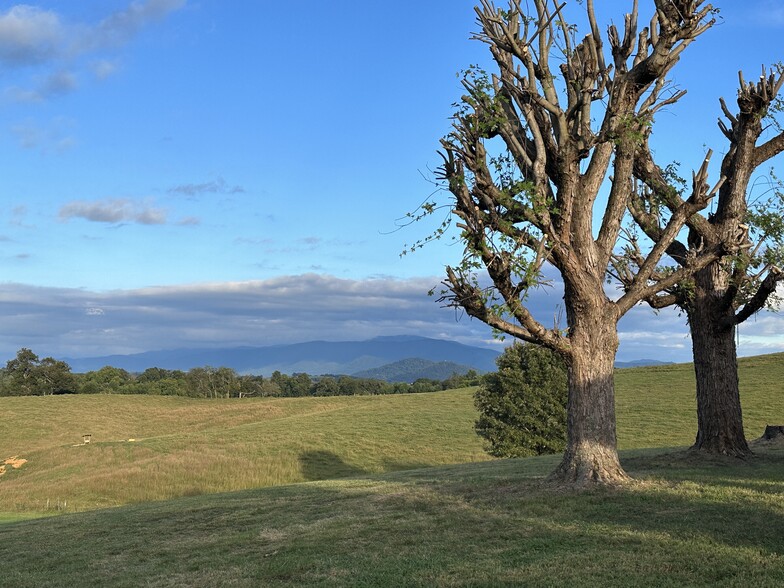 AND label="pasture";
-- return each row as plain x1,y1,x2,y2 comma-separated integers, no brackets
0,354,782,586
